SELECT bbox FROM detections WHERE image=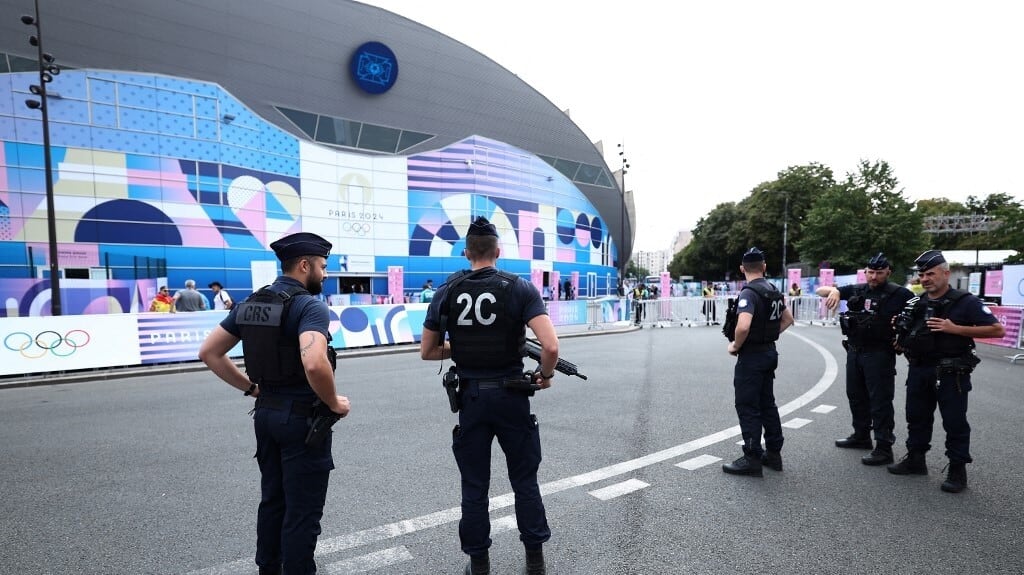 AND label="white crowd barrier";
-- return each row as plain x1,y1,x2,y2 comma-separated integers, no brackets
624,296,840,328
